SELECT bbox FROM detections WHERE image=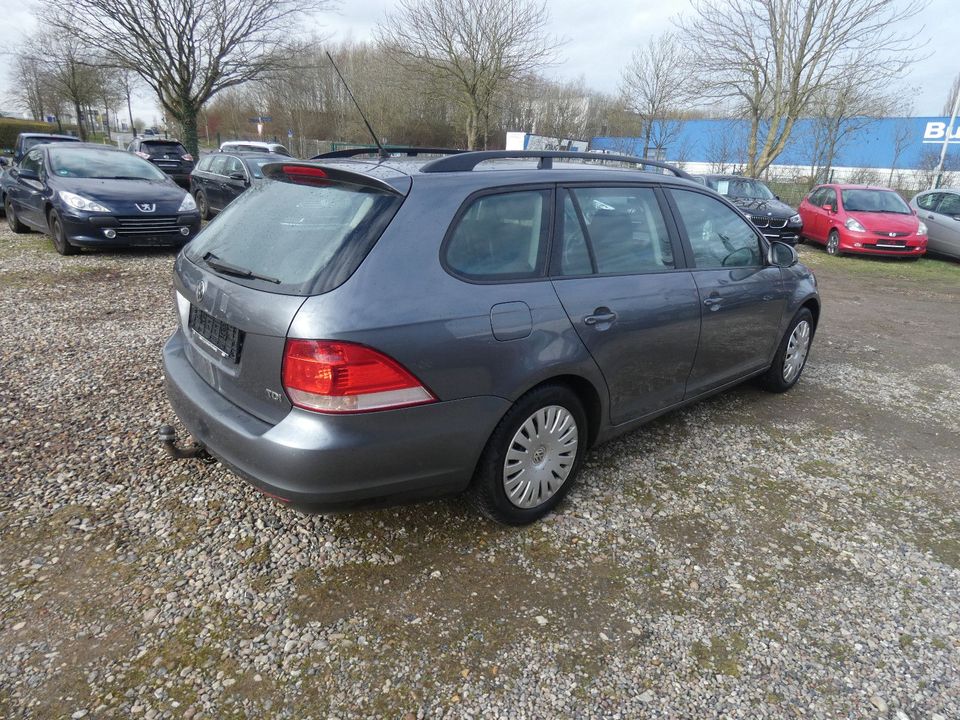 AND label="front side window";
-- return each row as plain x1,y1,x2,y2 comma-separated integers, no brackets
937,192,960,216
916,192,941,211
671,189,762,269
567,186,674,274
821,188,837,211
19,149,43,176
807,187,825,207
444,190,550,280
